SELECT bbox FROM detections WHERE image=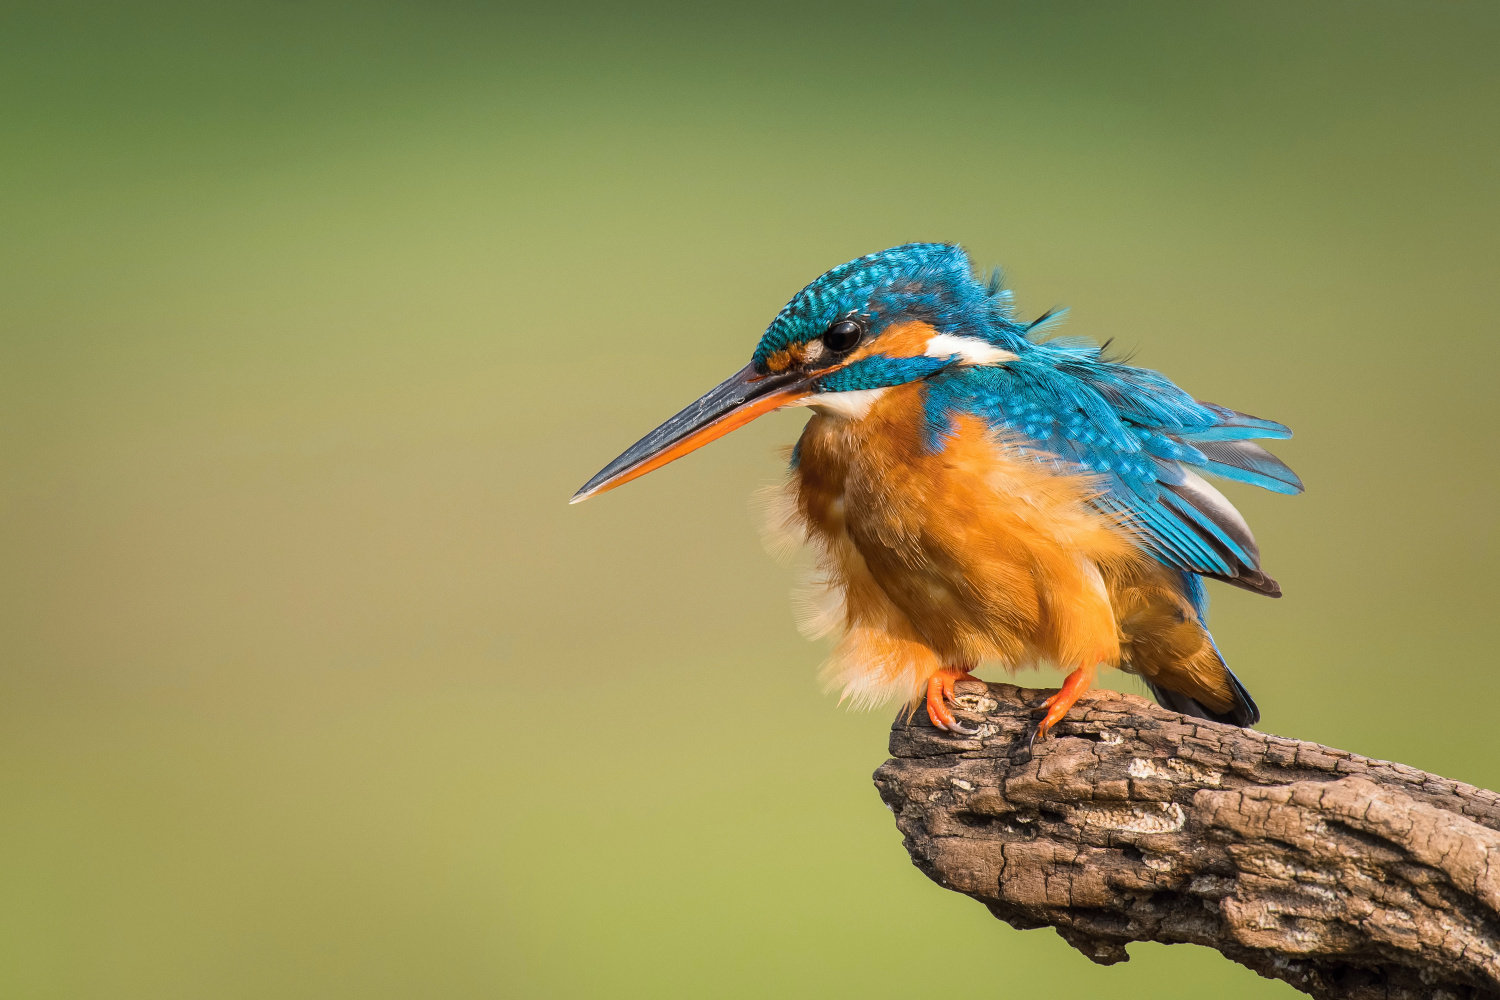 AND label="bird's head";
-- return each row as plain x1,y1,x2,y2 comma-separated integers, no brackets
572,242,1026,503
